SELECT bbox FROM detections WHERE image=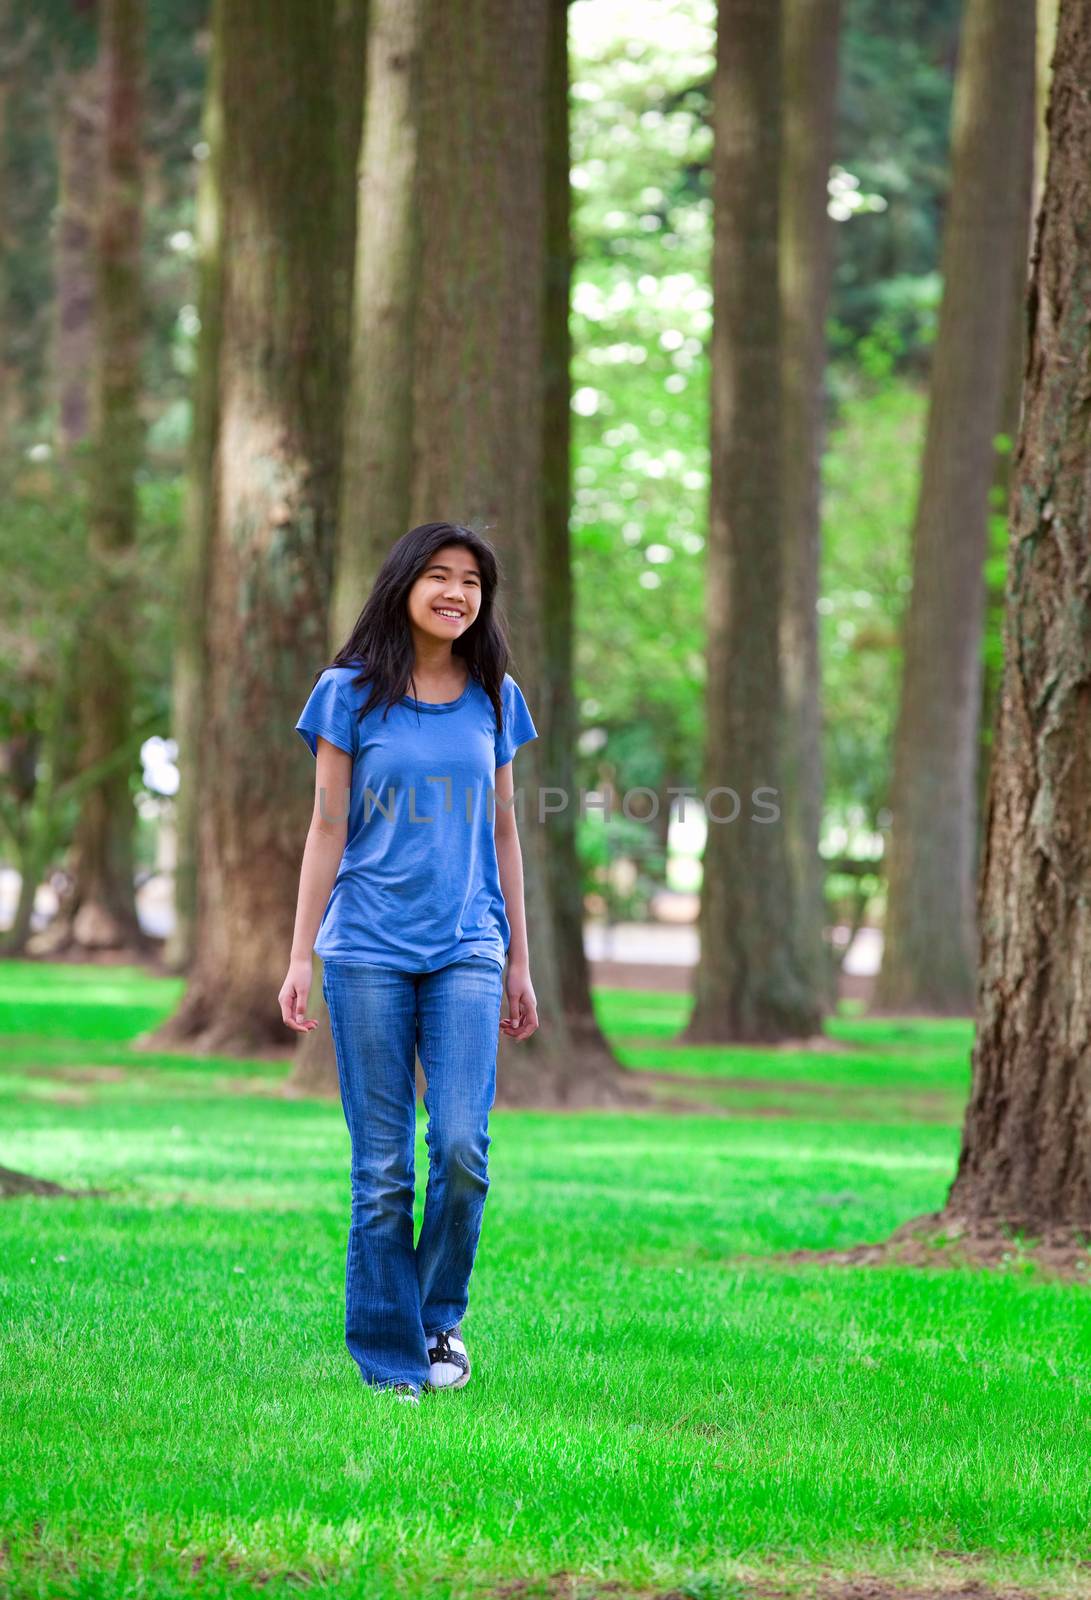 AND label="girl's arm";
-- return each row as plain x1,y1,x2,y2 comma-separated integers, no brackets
280,737,351,1032
494,758,539,1041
